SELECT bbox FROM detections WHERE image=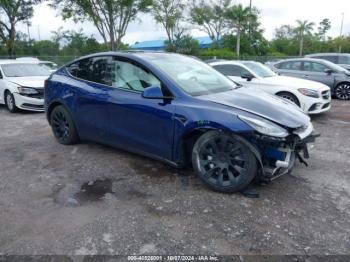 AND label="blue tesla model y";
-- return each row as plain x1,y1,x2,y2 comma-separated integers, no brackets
45,52,318,193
